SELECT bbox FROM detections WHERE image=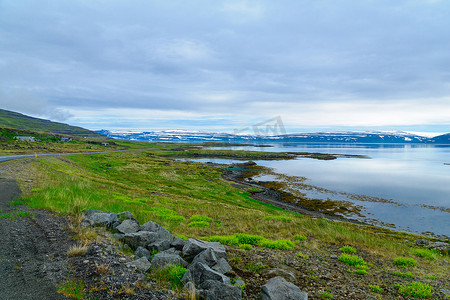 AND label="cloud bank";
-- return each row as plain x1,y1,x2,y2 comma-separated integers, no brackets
1,0,449,132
